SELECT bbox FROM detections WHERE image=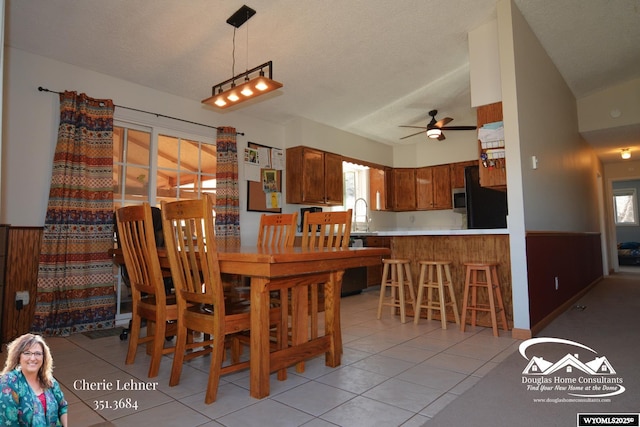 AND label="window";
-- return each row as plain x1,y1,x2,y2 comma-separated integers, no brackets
113,123,216,208
613,188,638,226
342,162,369,227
